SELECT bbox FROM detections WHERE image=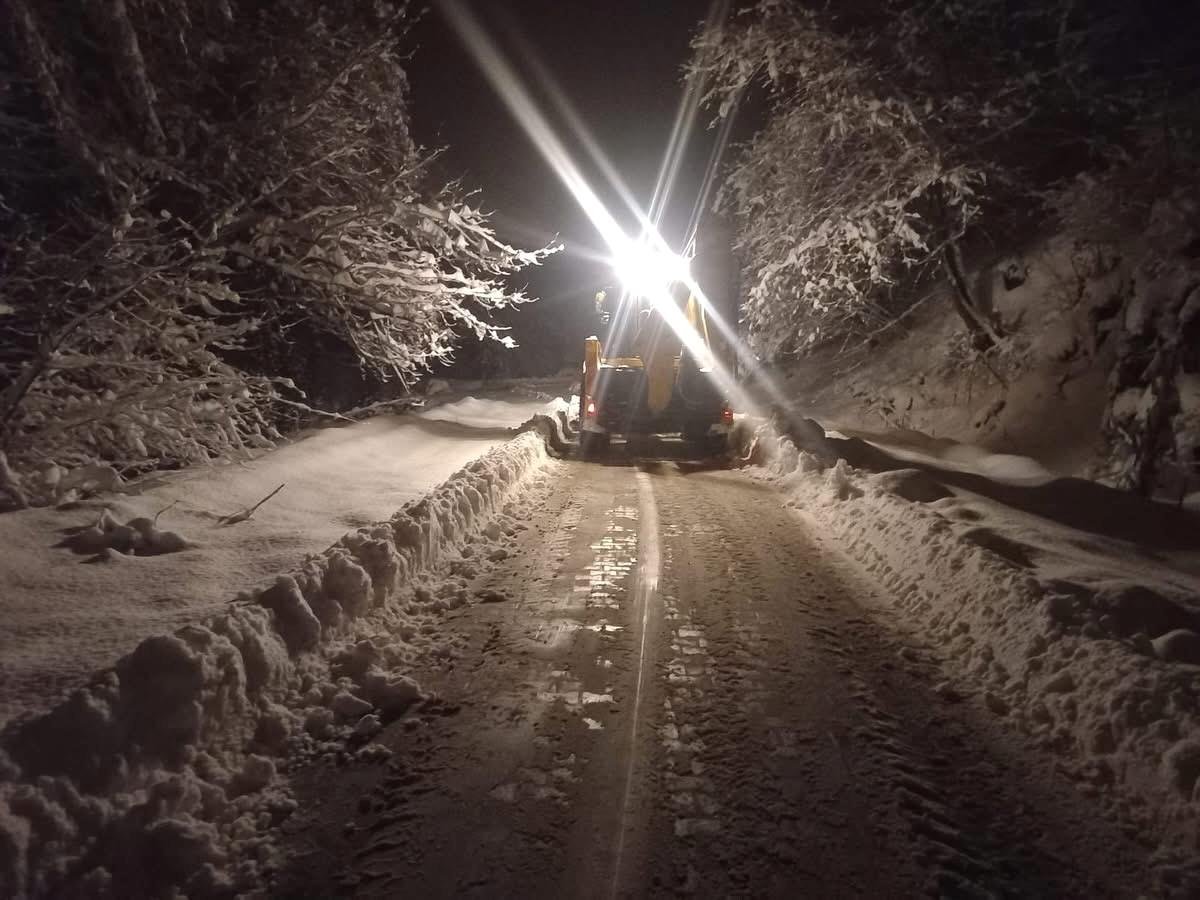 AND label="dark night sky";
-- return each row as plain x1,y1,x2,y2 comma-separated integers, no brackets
404,0,725,372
